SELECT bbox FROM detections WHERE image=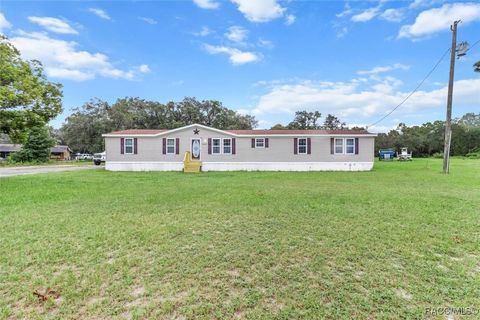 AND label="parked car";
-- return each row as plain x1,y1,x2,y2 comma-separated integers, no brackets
75,153,93,160
93,152,106,165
